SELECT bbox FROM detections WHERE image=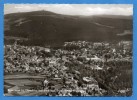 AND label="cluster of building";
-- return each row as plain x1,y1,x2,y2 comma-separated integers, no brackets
4,41,132,96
